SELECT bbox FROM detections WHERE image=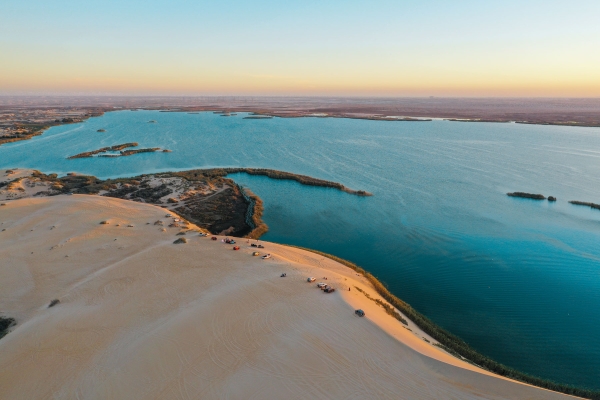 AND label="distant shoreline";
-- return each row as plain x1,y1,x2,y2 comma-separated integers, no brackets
2,107,598,150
